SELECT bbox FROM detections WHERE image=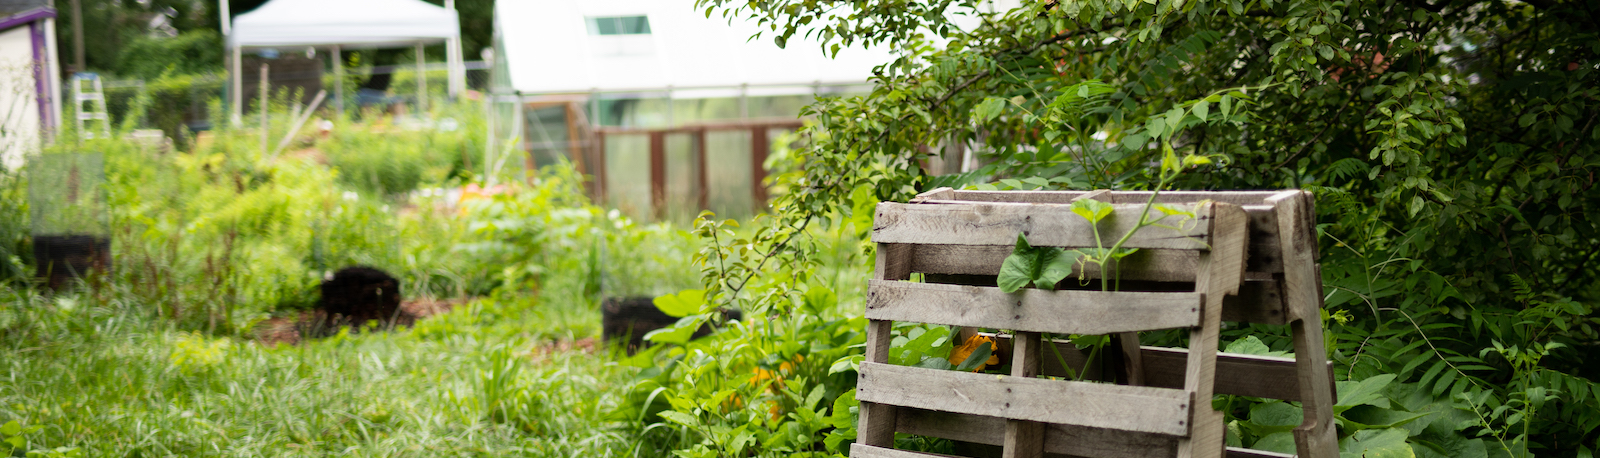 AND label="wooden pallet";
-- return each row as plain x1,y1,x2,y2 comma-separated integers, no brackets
852,189,1338,458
